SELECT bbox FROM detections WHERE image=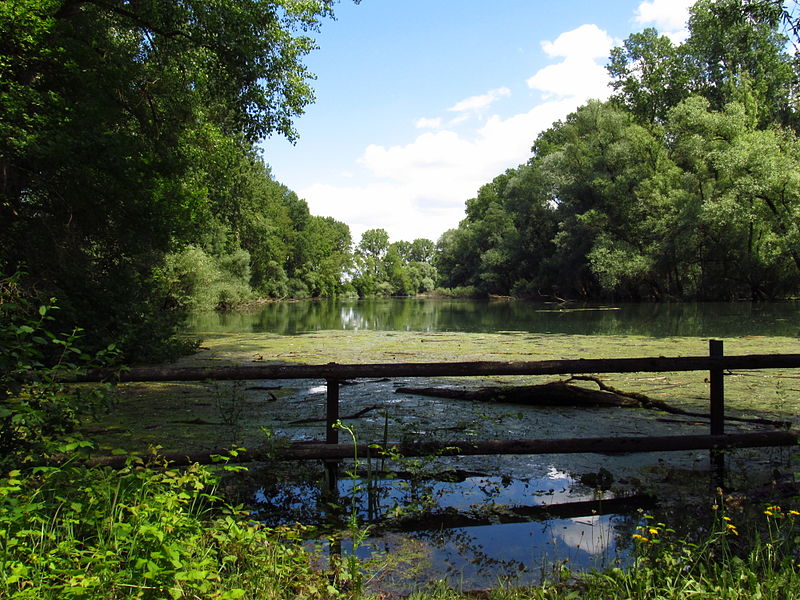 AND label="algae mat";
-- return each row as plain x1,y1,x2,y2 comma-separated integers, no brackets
91,331,800,458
